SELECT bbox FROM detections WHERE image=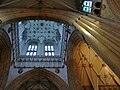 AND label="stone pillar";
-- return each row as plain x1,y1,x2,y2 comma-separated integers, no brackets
73,15,120,76
0,29,11,90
